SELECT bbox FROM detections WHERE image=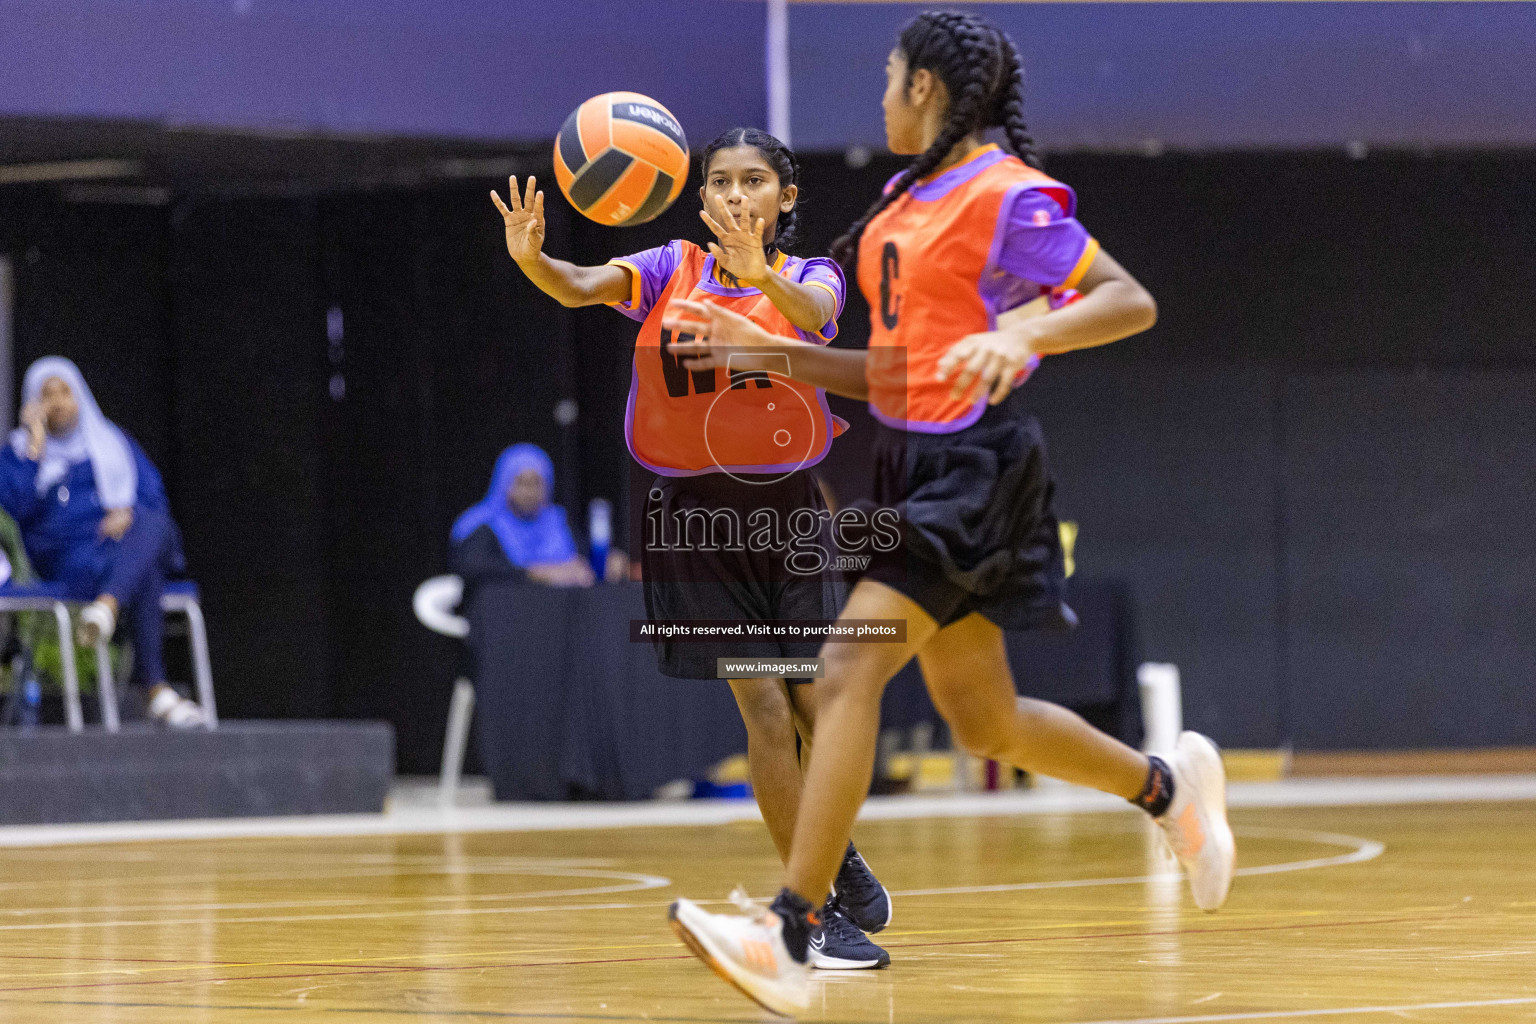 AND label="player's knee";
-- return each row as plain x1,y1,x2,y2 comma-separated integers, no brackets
786,685,818,738
951,716,1010,761
732,685,796,743
818,642,893,697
